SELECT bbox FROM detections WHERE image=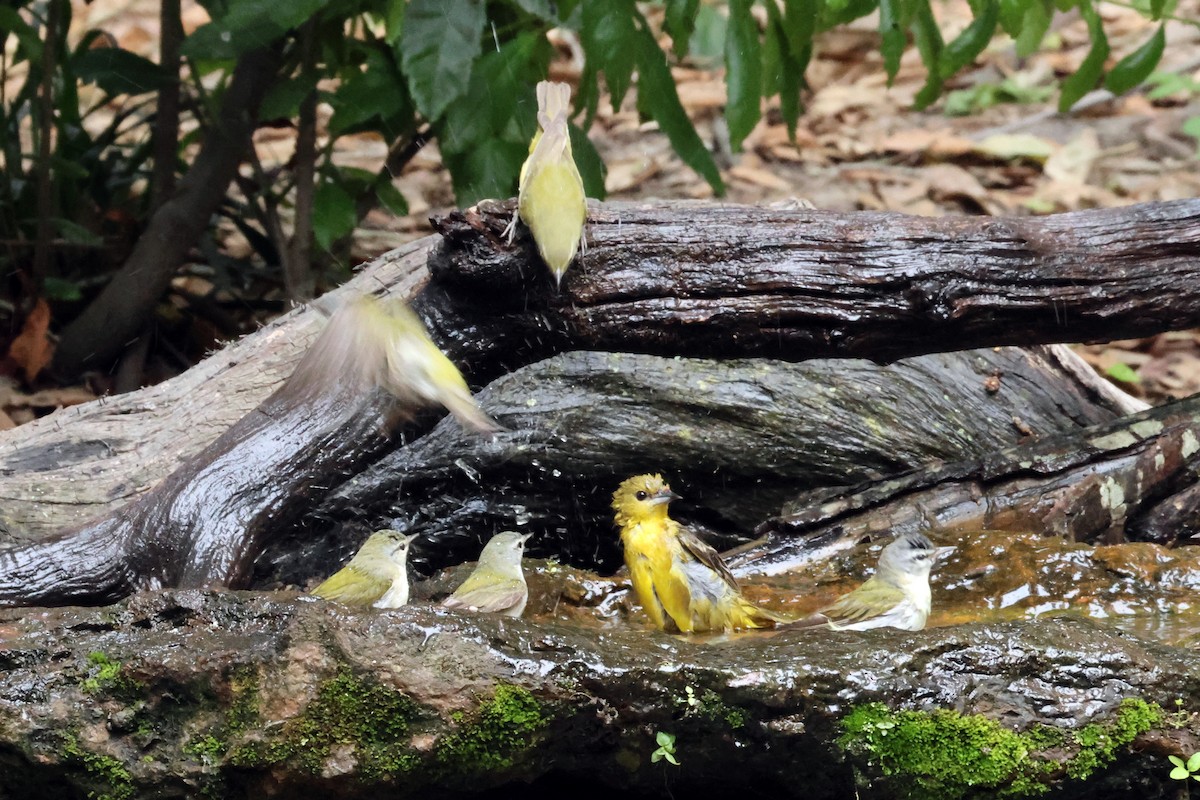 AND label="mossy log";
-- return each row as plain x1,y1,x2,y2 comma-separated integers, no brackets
0,590,1193,800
